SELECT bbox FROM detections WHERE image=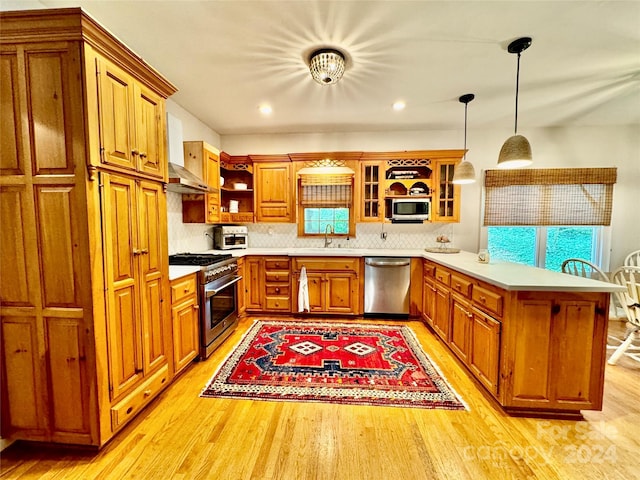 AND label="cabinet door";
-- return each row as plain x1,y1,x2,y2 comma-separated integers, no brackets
325,273,358,314
305,272,324,312
1,48,25,176
433,160,460,222
422,277,436,326
470,308,501,395
96,59,136,172
433,283,450,341
359,161,383,221
244,257,263,311
134,83,165,179
137,180,169,374
101,173,144,399
449,294,472,363
172,297,198,374
1,317,46,434
254,162,292,222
